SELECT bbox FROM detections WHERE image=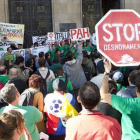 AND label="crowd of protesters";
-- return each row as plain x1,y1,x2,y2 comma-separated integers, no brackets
0,38,140,140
